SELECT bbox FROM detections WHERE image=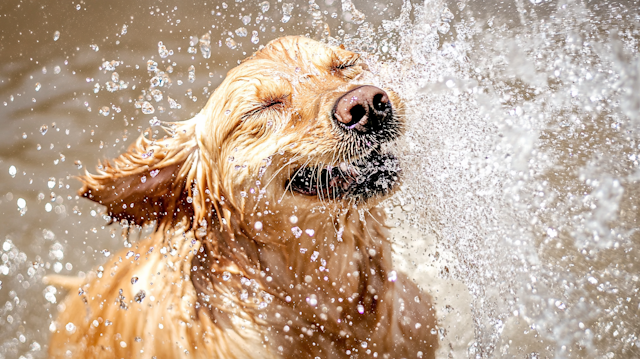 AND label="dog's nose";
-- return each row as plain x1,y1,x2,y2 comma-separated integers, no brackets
332,85,391,133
